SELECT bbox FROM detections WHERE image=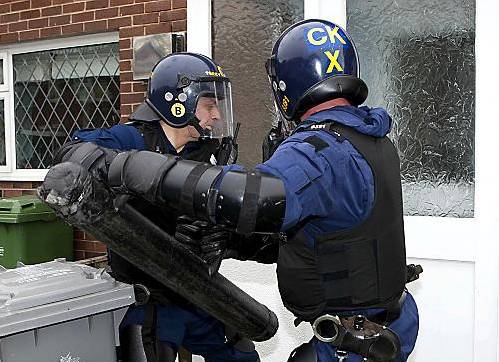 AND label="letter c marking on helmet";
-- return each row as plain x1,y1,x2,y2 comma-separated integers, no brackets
307,27,327,46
